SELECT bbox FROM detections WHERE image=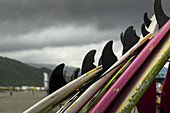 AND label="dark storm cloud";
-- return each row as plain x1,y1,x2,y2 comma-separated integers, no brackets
0,0,169,52
0,0,156,34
